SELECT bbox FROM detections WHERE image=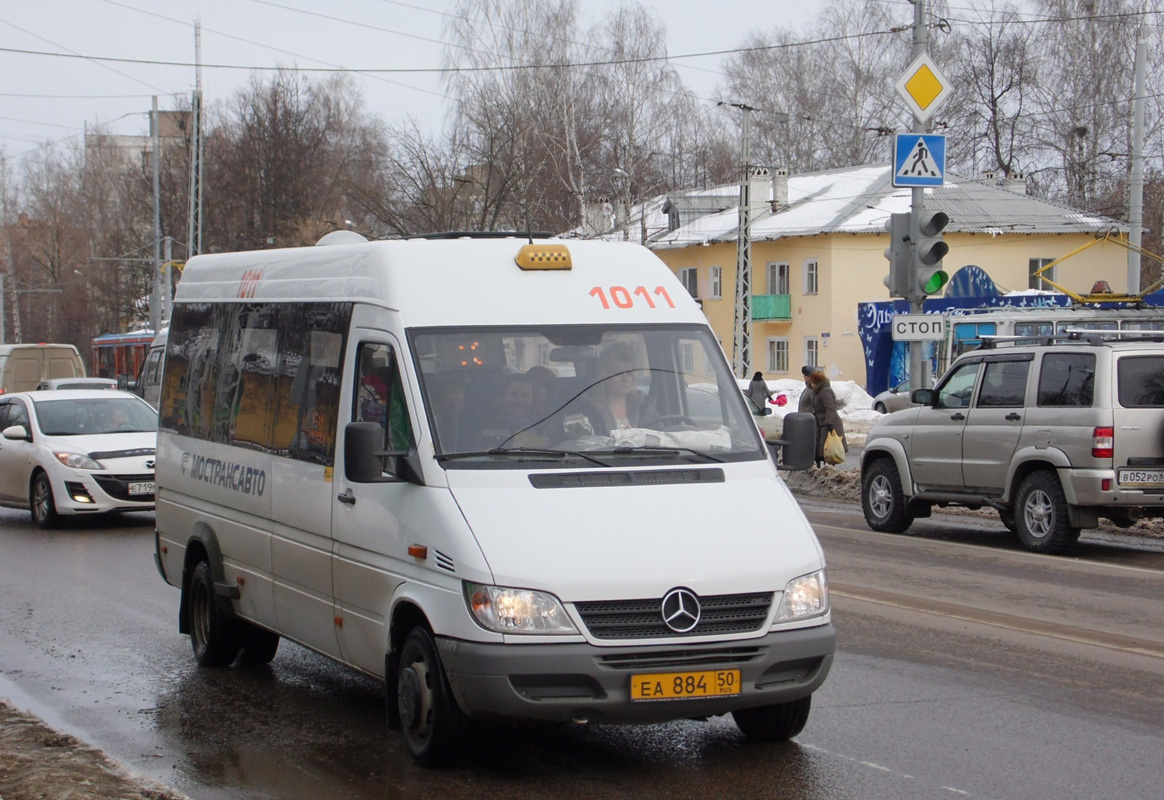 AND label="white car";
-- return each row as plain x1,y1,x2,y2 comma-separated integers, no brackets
0,390,157,527
687,385,785,442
